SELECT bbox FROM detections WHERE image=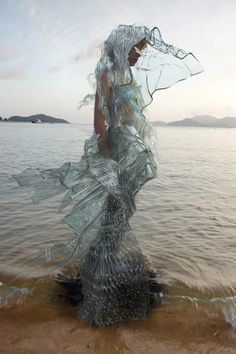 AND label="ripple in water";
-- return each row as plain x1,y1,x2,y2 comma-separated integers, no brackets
1,124,236,335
